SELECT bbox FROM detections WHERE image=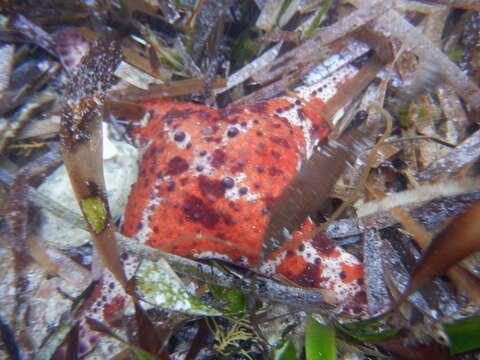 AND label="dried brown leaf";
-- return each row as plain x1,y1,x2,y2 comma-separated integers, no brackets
3,145,62,297
121,0,159,16
436,85,470,144
122,48,169,81
51,28,90,73
0,61,59,118
418,130,480,182
353,0,480,110
85,317,162,359
445,266,480,302
420,0,480,9
16,115,60,140
28,235,91,288
134,302,171,358
370,182,480,303
255,0,283,31
0,317,20,360
4,173,30,271
252,2,391,85
374,337,449,360
400,199,480,304
363,229,391,315
358,180,480,219
109,77,227,102
462,10,480,84
190,0,232,61
0,89,58,153
0,44,14,92
63,321,80,360
9,14,56,56
380,237,432,316
61,39,127,287
104,100,145,122
215,43,281,96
